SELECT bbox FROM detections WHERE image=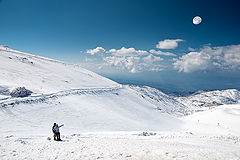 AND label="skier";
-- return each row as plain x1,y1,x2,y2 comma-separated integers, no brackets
52,123,64,141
